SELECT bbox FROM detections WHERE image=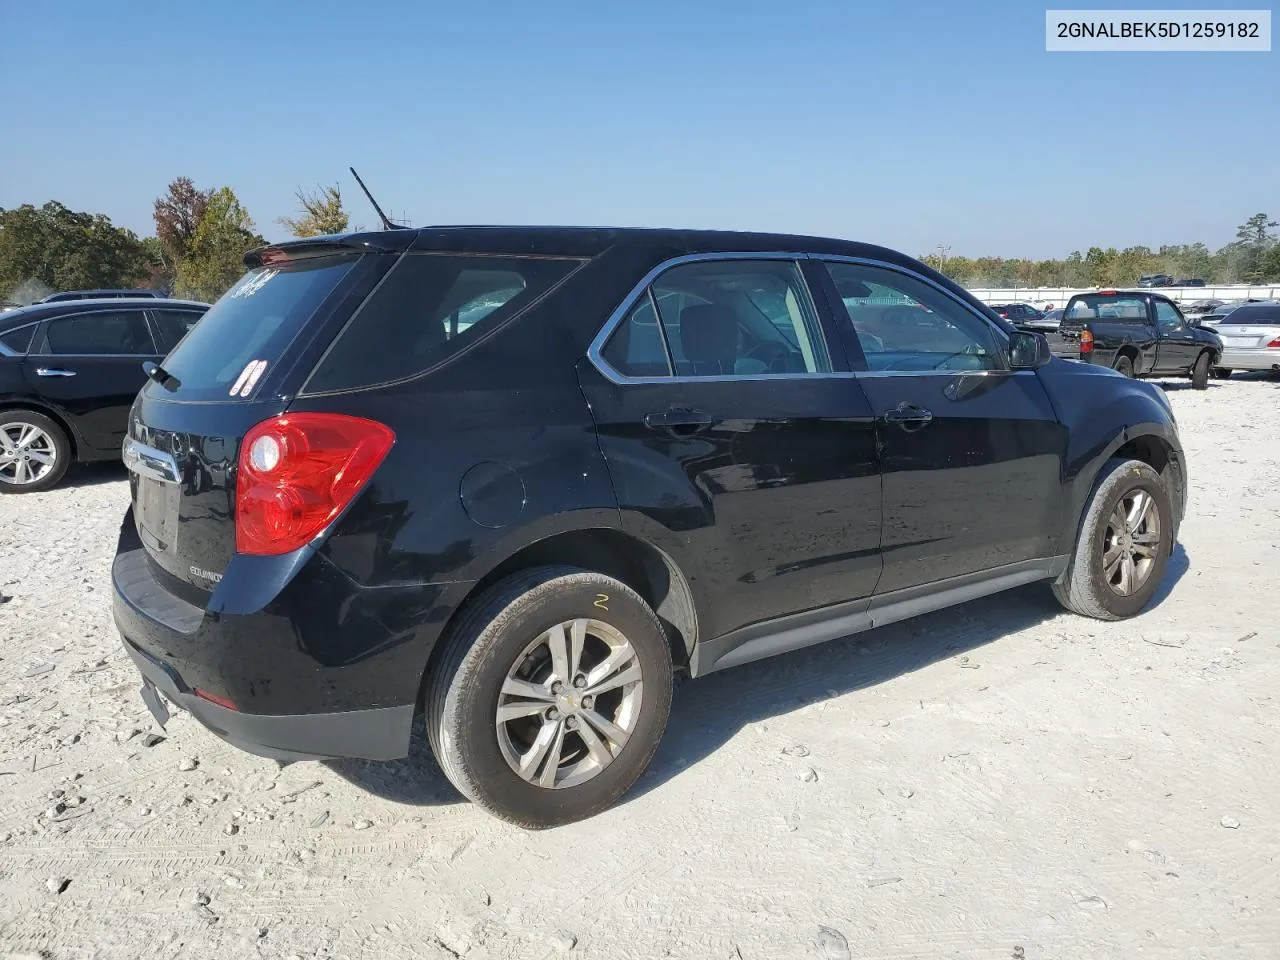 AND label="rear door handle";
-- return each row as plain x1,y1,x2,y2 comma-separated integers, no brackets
644,407,713,437
883,402,934,428
35,367,76,377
